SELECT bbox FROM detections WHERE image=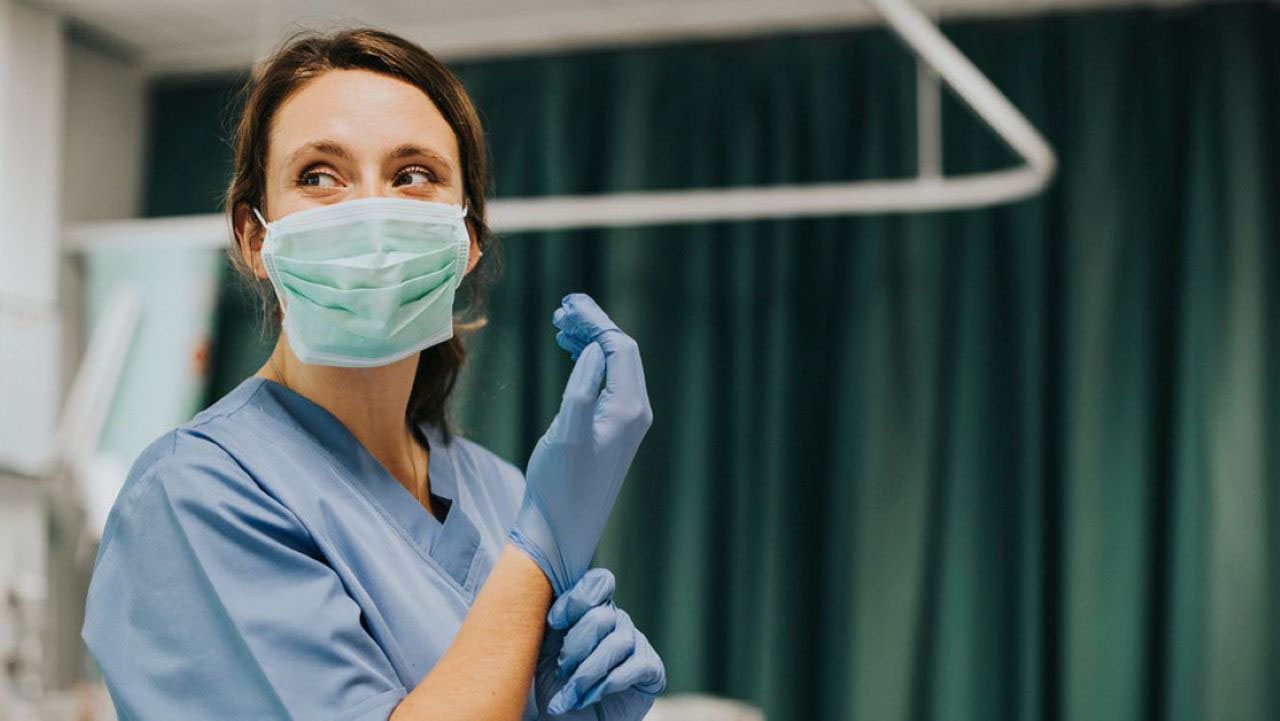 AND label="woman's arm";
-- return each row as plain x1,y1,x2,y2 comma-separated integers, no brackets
390,545,551,721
